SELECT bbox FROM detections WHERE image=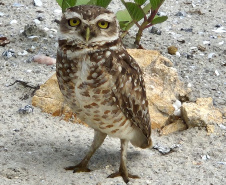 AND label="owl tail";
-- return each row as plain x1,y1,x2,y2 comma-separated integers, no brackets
130,128,152,149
